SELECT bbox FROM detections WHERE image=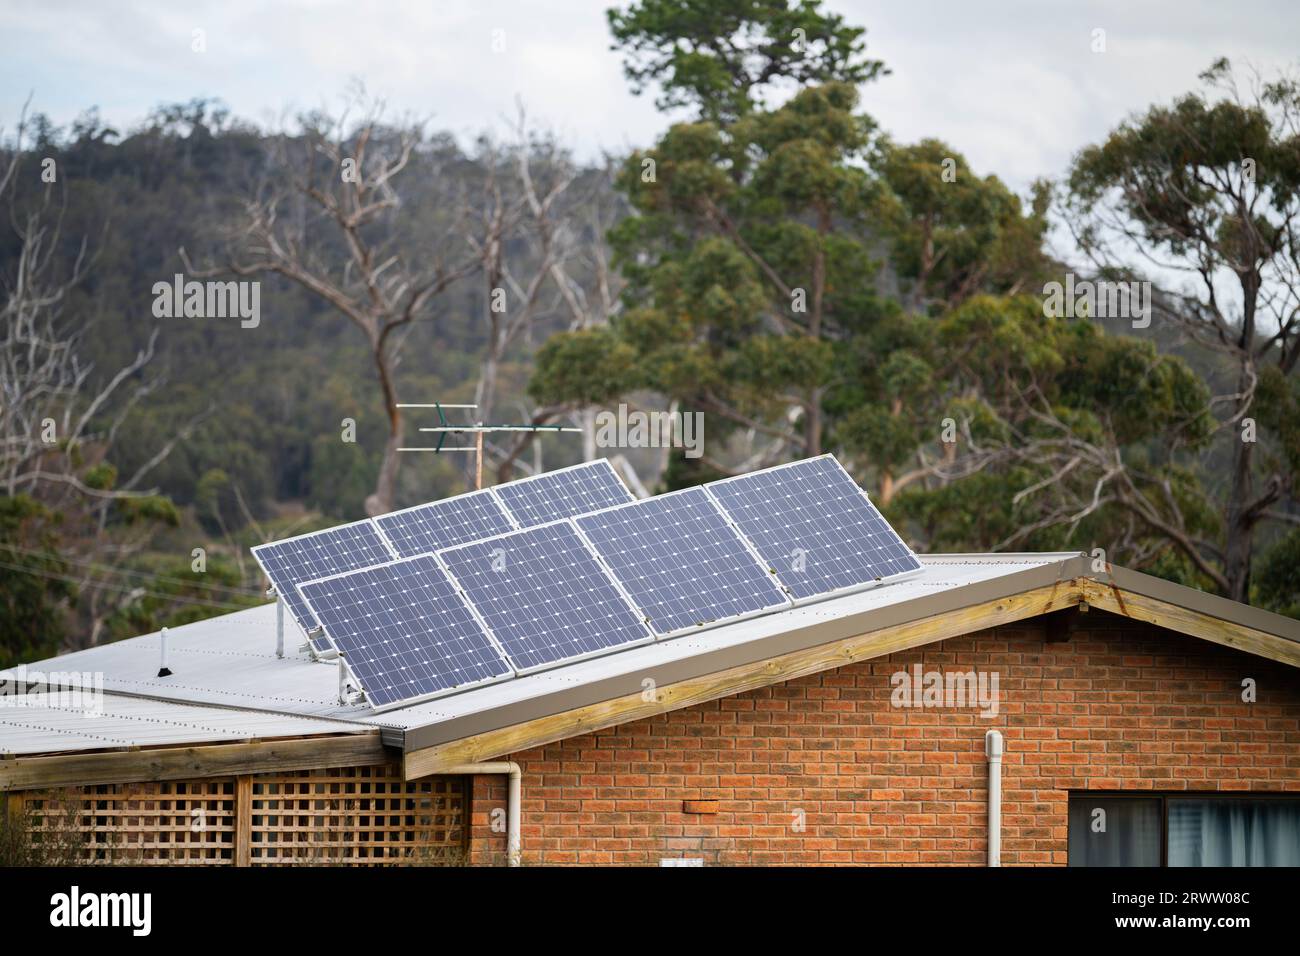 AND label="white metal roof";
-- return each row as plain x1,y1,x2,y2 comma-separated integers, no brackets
0,691,371,756
1,553,1080,756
